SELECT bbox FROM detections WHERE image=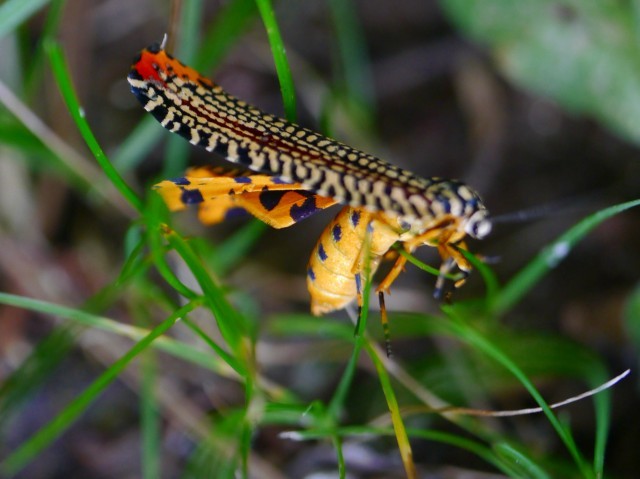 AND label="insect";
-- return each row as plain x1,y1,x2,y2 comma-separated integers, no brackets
128,43,491,317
